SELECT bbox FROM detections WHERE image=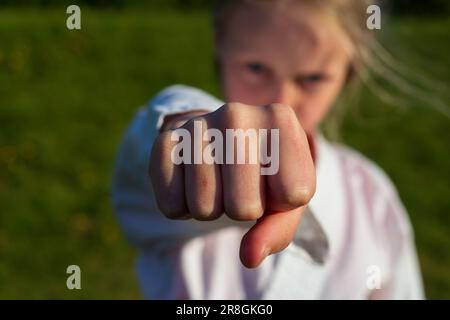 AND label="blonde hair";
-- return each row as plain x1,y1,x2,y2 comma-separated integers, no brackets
212,0,449,139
